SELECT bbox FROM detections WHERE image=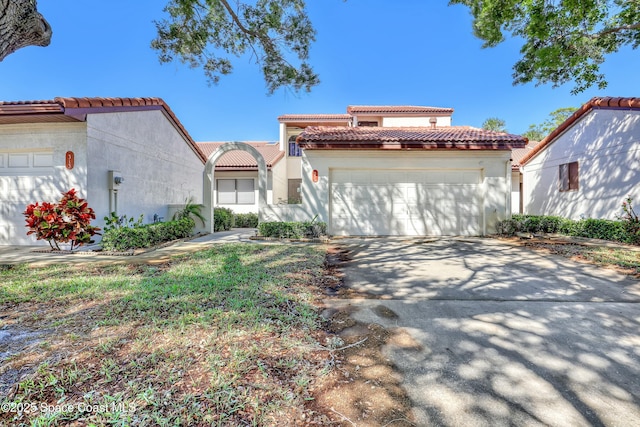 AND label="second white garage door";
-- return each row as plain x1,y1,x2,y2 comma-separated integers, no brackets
330,169,482,236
